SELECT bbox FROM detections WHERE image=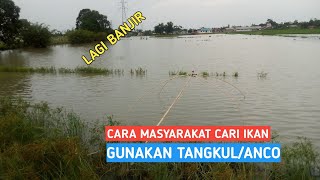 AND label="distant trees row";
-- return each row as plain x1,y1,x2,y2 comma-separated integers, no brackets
154,22,184,35
265,19,320,29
